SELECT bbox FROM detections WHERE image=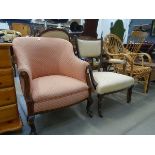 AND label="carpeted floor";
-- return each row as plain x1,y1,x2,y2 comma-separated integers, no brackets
11,76,155,135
